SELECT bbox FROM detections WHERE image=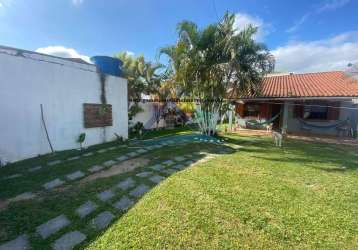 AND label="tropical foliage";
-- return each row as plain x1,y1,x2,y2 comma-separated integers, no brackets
160,12,275,135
